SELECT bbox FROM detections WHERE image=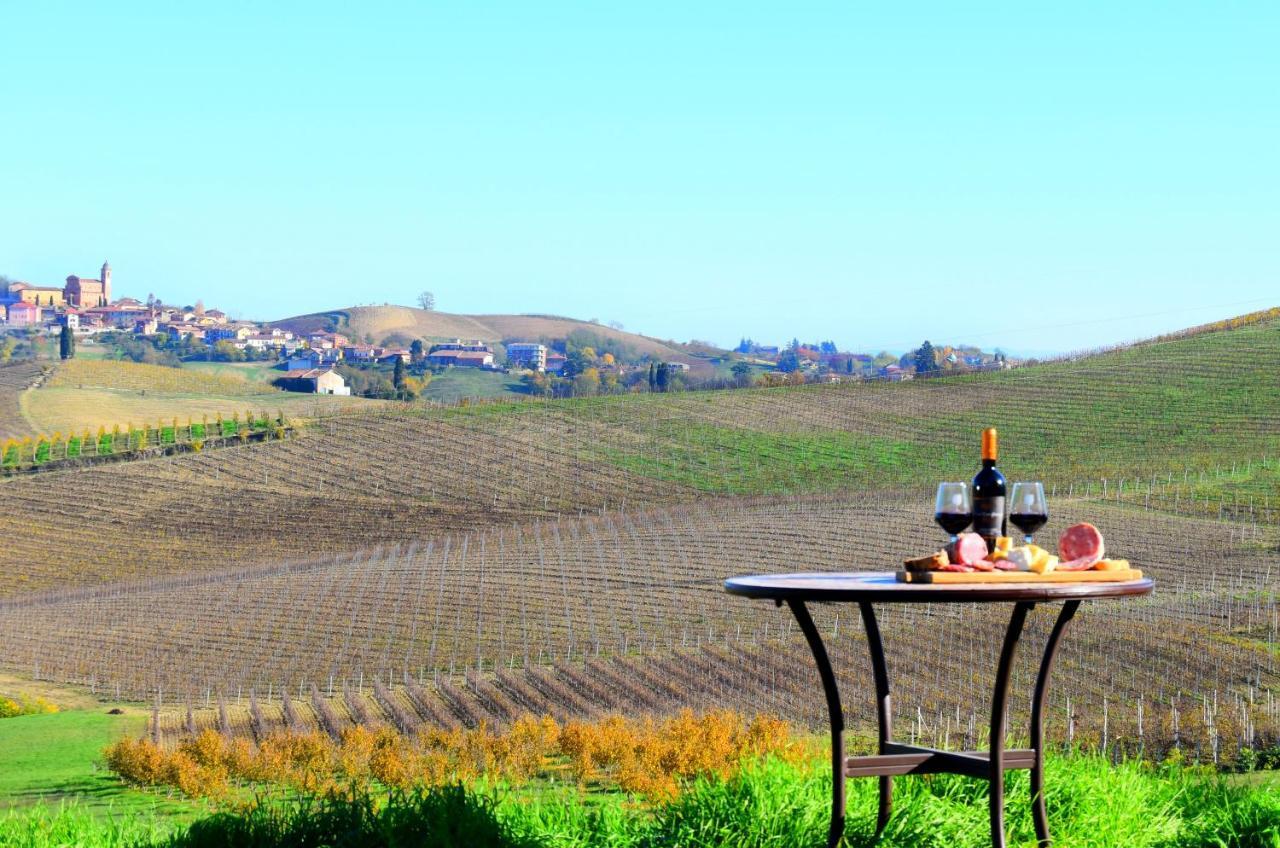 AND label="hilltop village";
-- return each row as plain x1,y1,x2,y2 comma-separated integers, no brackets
1,262,1013,400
